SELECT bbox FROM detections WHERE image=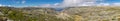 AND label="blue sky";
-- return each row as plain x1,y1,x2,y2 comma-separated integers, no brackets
104,0,120,3
0,0,63,7
0,0,120,7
